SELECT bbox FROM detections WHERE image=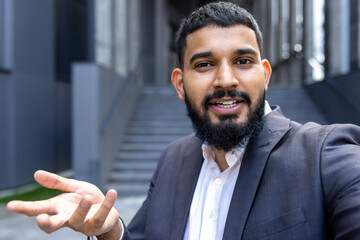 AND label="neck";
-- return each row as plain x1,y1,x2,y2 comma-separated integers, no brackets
213,147,229,172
